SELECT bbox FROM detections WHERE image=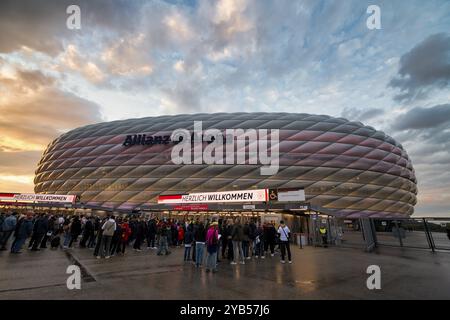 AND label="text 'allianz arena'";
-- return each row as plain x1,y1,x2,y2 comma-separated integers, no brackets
34,113,417,218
